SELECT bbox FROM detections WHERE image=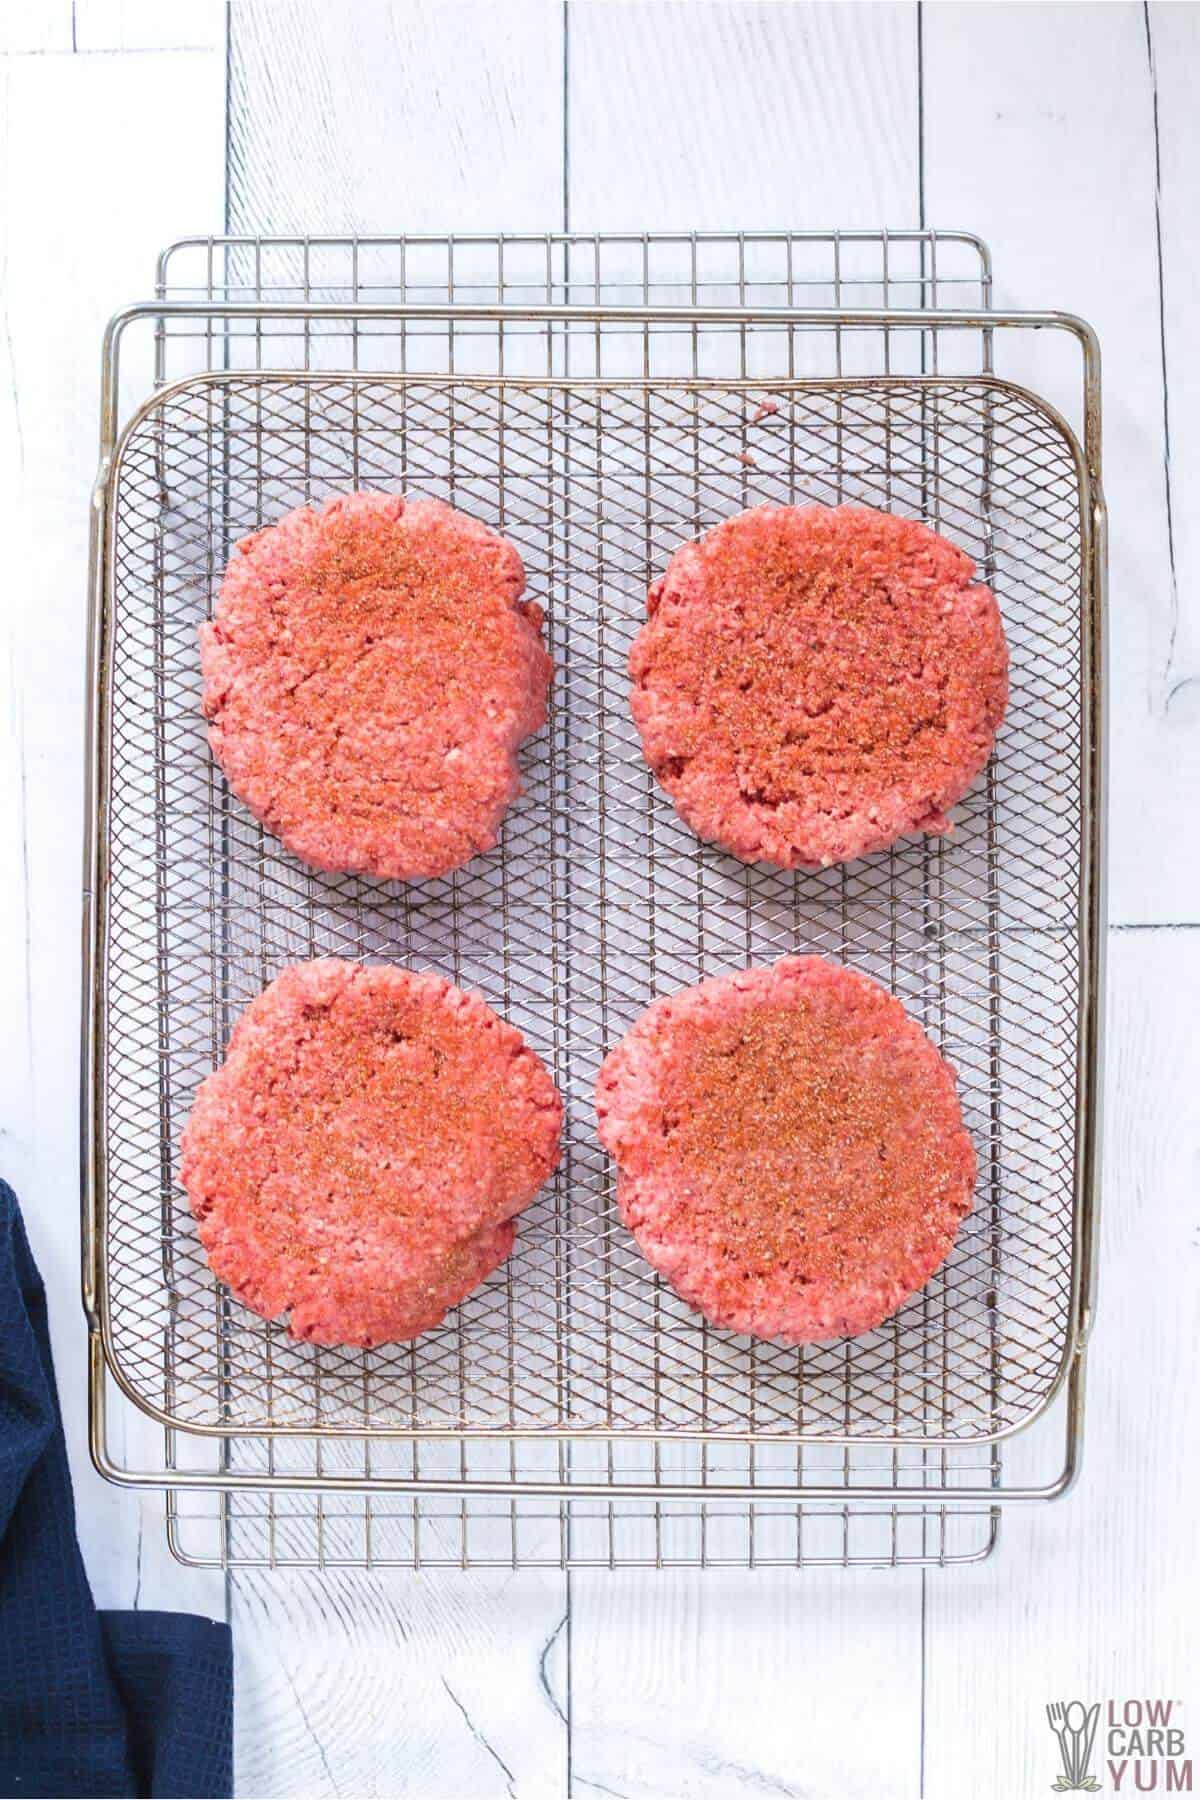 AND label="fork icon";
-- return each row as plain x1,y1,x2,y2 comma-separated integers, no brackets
1047,1702,1074,1785
1047,1700,1101,1791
